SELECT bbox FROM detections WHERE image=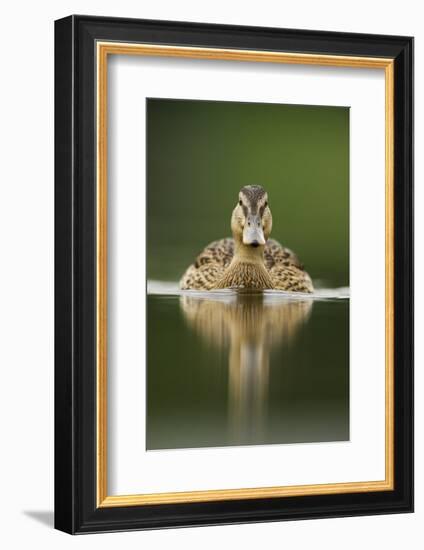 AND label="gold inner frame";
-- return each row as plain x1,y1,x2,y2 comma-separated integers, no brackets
96,42,395,508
